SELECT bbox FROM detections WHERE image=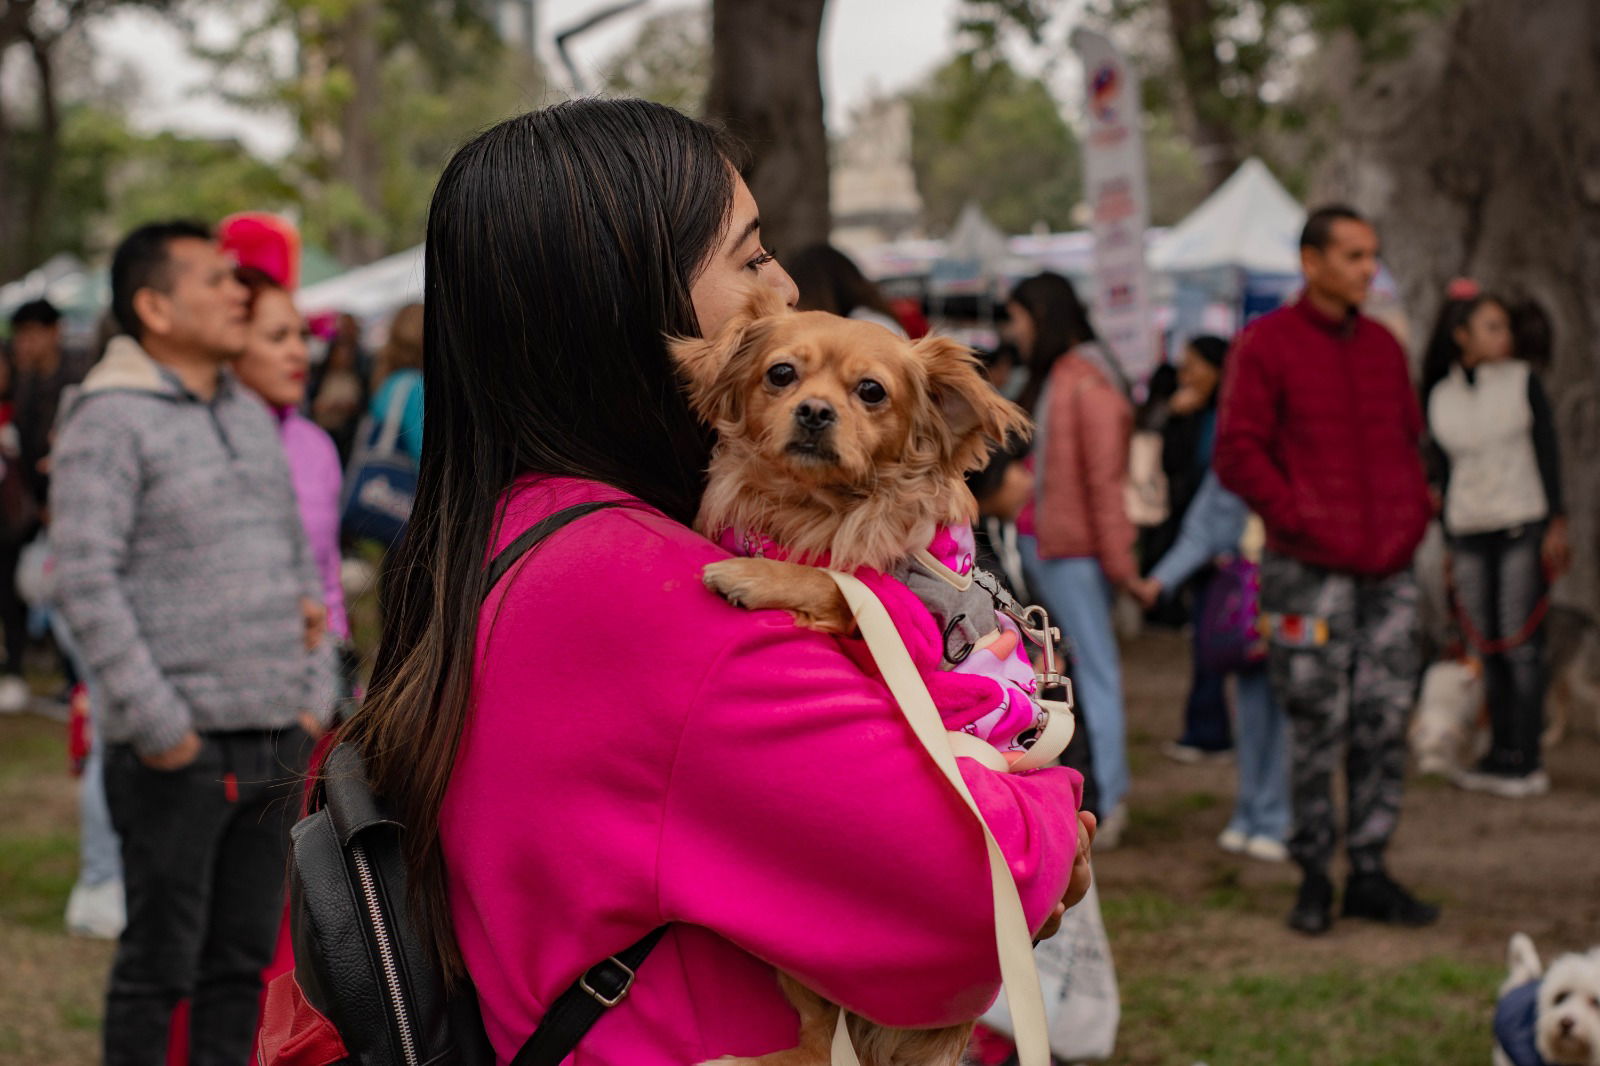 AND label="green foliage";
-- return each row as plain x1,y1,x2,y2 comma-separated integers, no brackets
1090,0,1461,193
907,57,1081,234
601,6,709,116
